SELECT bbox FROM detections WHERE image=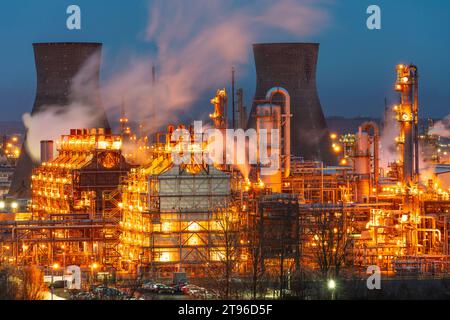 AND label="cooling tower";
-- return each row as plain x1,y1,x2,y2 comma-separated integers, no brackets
9,42,110,198
248,43,336,165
